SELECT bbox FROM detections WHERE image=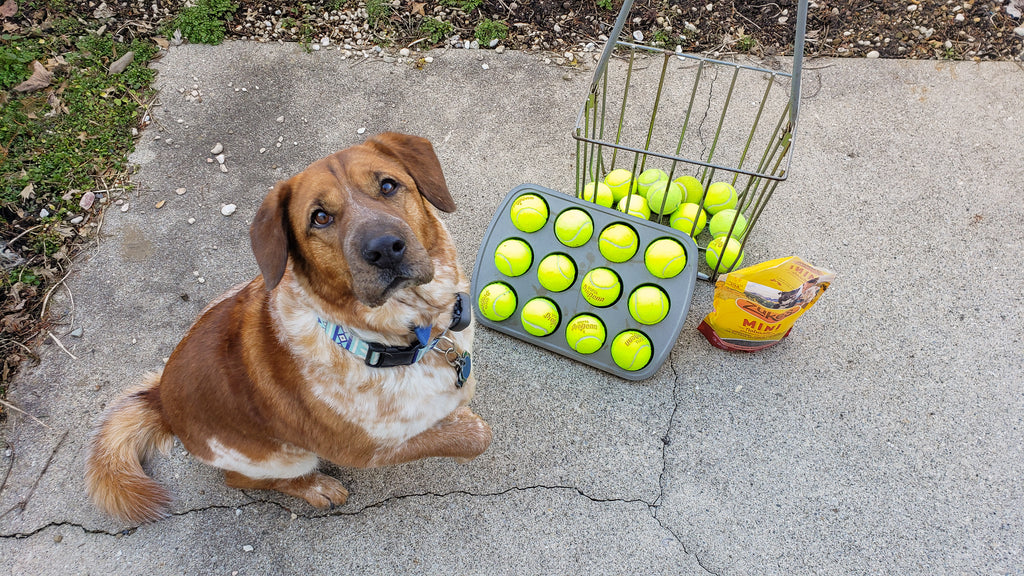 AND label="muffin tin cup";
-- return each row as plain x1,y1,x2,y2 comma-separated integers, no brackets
471,184,699,381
